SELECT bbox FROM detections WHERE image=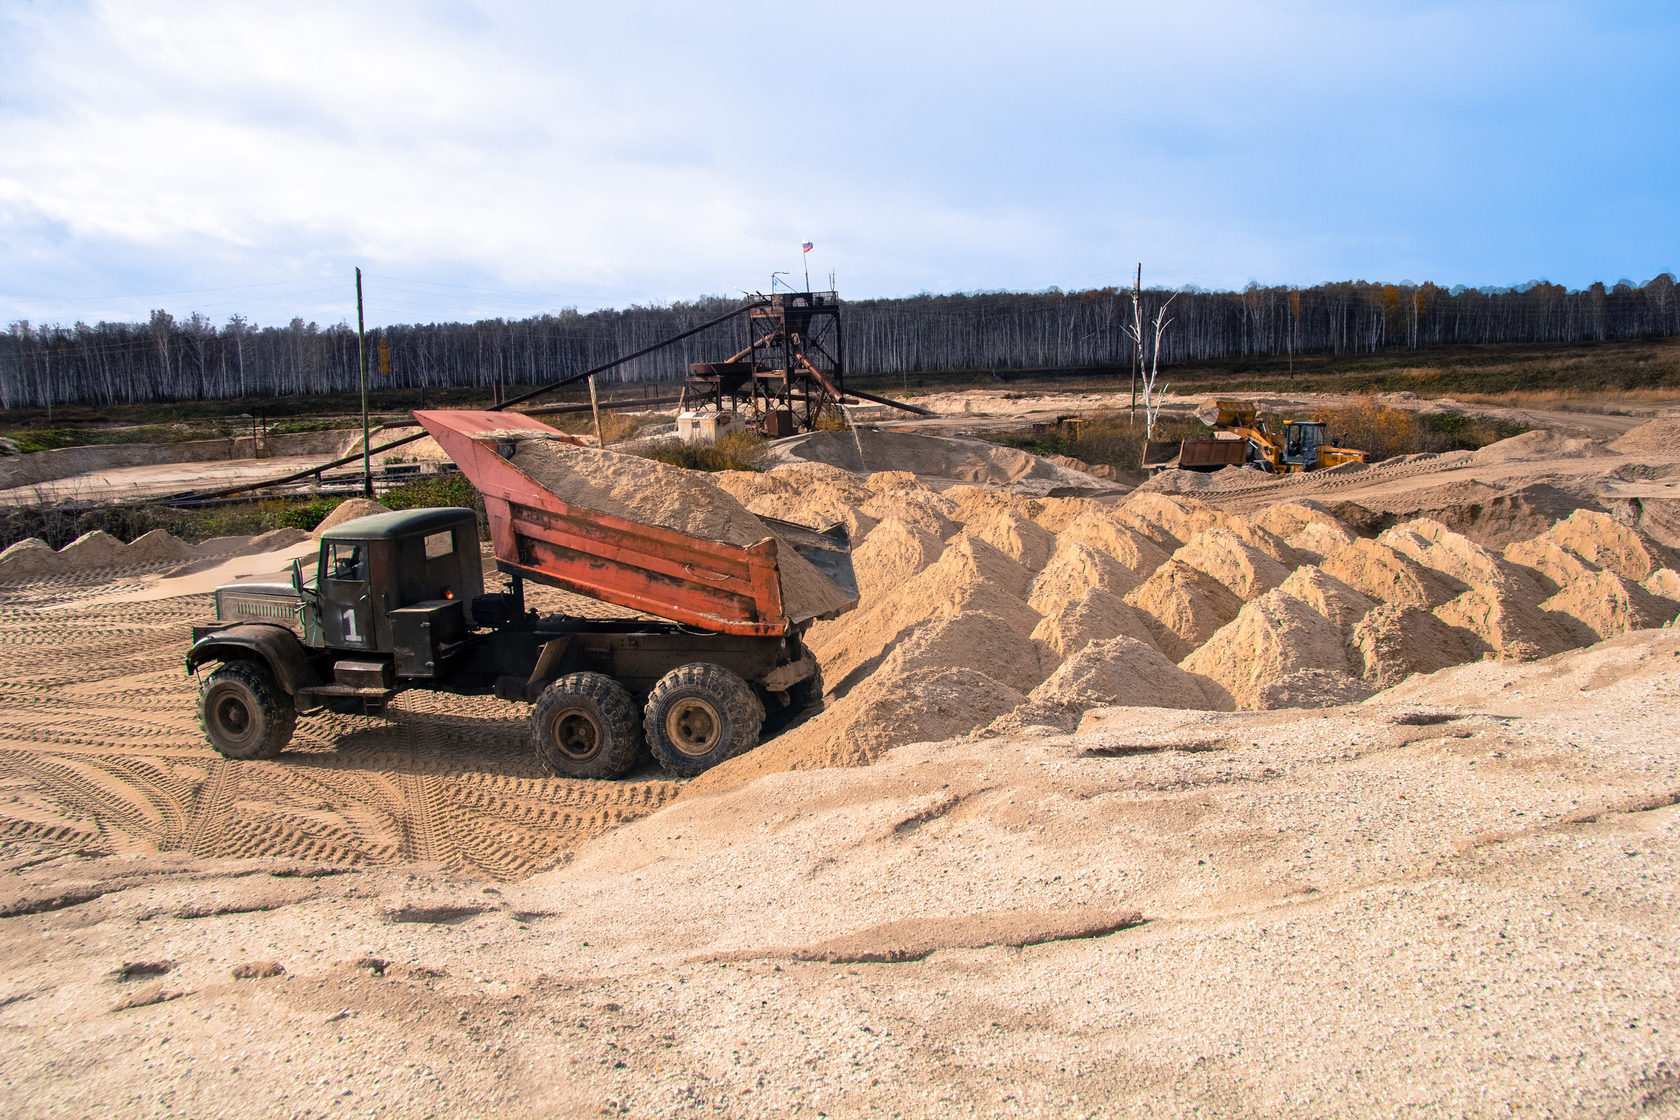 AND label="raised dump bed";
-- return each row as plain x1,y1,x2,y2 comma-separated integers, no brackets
415,410,856,637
